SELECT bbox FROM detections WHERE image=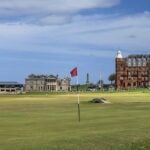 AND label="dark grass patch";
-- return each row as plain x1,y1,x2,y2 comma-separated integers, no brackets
115,138,150,150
